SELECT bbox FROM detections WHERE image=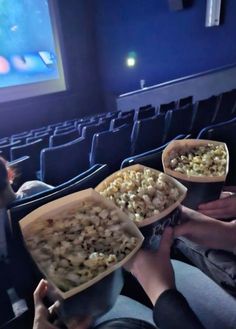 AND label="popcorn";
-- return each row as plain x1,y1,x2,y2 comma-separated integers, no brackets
98,168,181,223
168,144,227,177
25,201,138,292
